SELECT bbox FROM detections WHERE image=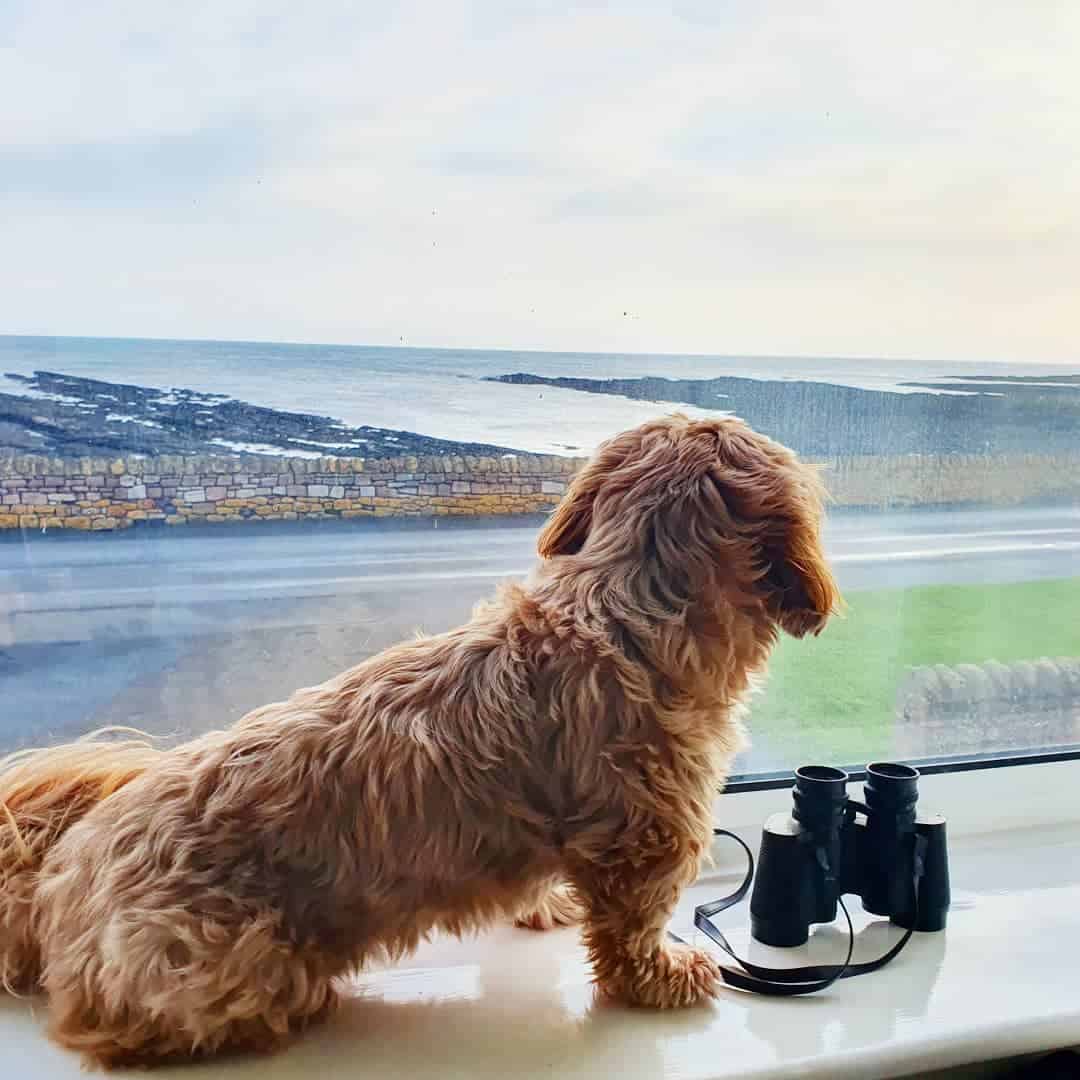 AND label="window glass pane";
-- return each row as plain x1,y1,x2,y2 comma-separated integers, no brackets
3,343,1076,771
2,7,1078,776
